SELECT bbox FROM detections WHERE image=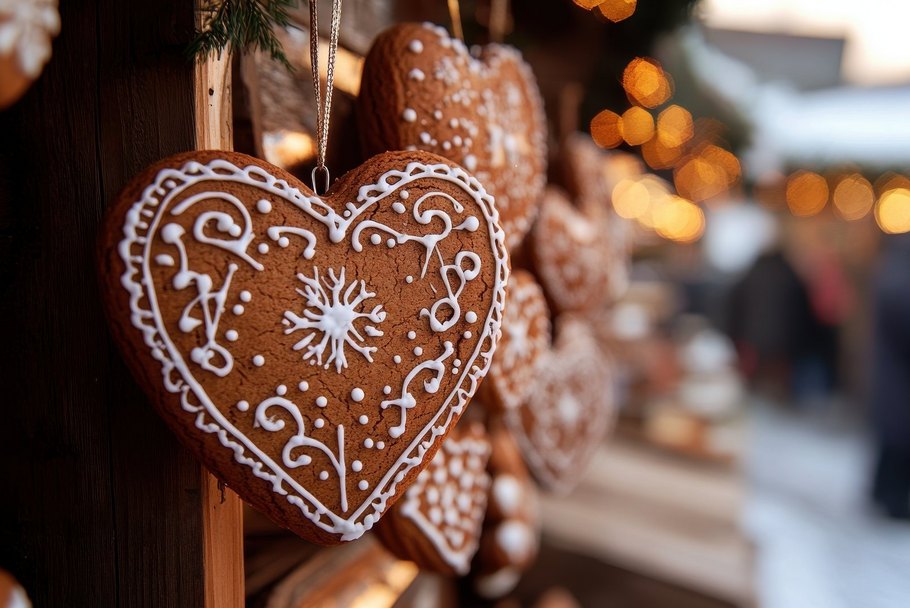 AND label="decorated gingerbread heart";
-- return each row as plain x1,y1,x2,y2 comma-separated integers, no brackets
0,0,59,109
374,420,491,575
531,187,615,314
99,150,508,544
503,315,614,493
358,22,547,252
472,421,540,599
482,269,551,412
